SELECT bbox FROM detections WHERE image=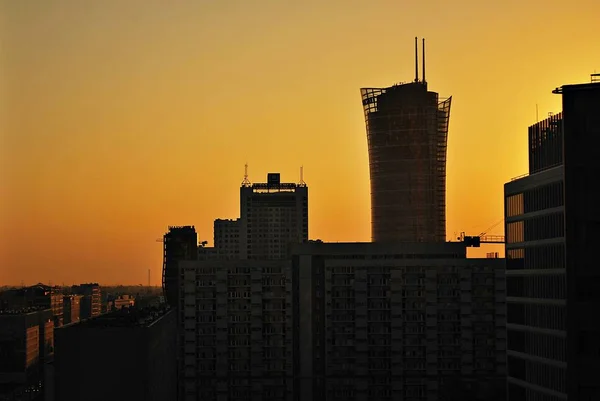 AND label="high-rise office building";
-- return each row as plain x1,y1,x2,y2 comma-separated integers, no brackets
239,173,308,260
504,76,600,401
292,242,506,401
361,38,451,243
162,226,198,307
54,305,176,401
